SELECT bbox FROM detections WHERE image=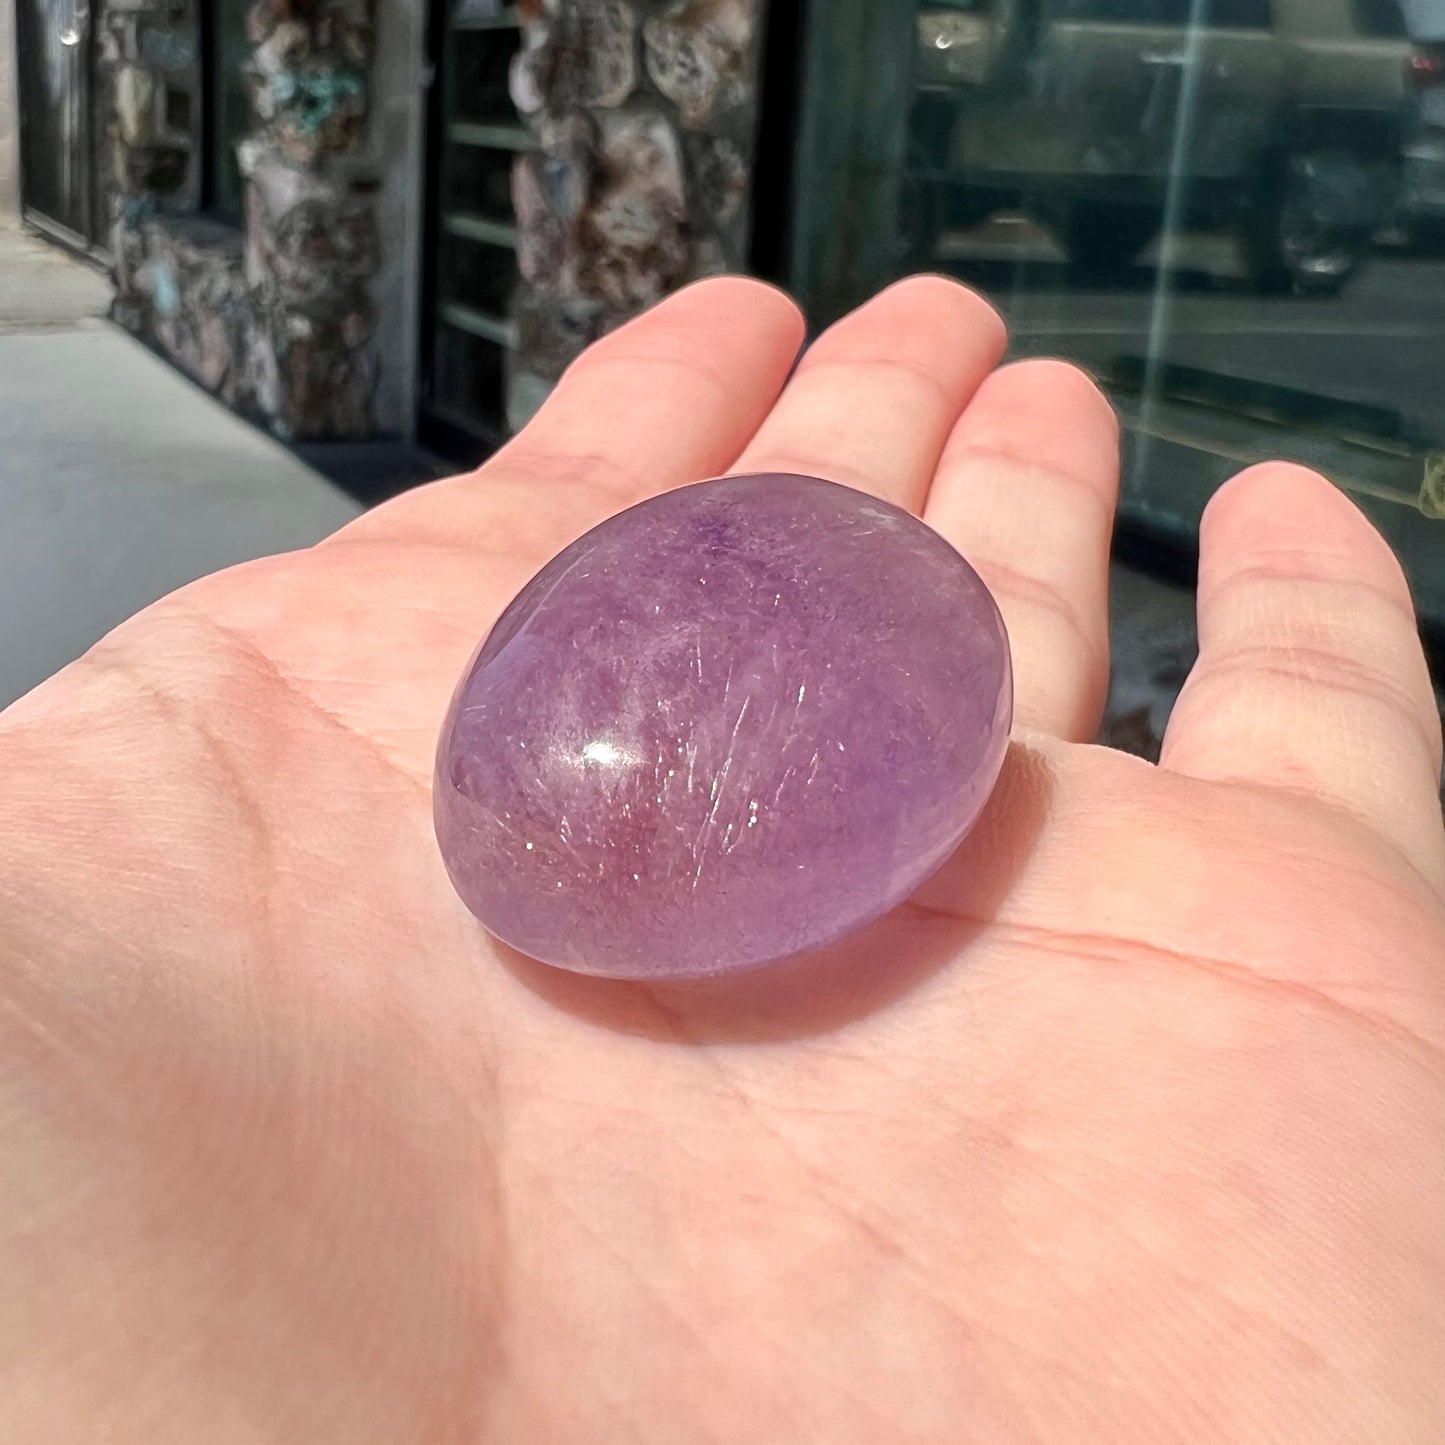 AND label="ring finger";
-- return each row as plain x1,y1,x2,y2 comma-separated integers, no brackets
924,359,1121,741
